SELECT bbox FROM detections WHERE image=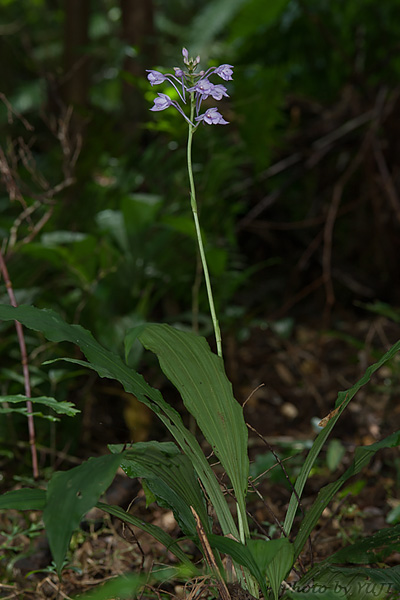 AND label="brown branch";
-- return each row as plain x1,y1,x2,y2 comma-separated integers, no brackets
0,92,34,131
269,275,325,321
322,88,388,321
0,249,38,479
246,422,313,568
191,507,231,600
